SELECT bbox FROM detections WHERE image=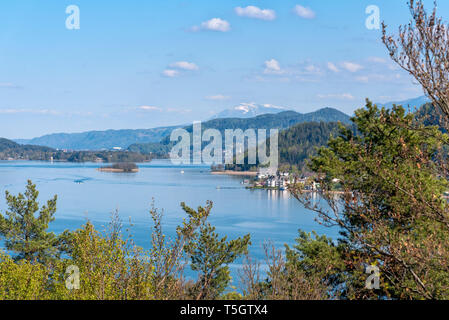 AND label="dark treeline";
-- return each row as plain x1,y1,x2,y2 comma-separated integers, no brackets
55,150,152,163
0,138,54,160
277,122,352,172
0,138,153,162
226,121,353,173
